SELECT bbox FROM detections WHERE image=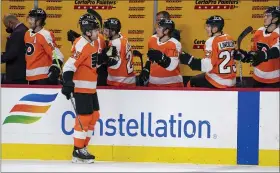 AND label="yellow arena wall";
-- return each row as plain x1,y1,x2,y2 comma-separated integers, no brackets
1,0,279,76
